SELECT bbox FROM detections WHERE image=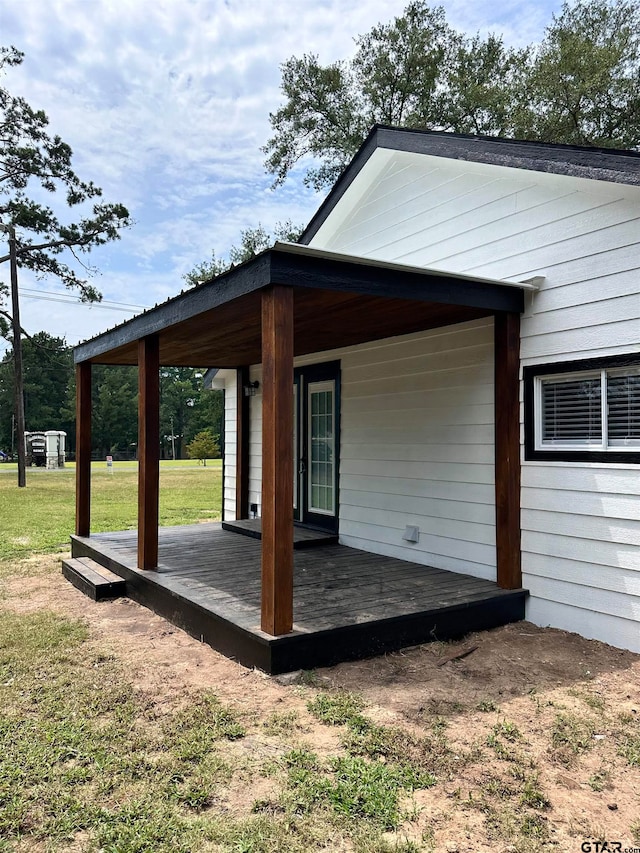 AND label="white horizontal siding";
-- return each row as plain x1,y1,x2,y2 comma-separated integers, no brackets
522,461,640,651
340,488,495,524
524,552,640,597
222,371,237,521
342,458,494,484
248,366,263,515
247,318,496,581
523,531,638,571
523,463,640,495
531,268,639,314
310,147,640,653
523,486,640,520
341,423,494,445
526,598,640,655
341,443,494,464
524,508,640,547
313,151,640,366
342,475,493,504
